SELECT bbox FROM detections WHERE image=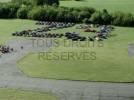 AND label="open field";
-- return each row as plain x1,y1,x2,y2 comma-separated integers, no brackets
0,0,134,100
0,15,134,83
18,25,134,82
0,88,58,100
60,0,134,14
0,19,134,82
0,19,39,44
0,0,10,2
